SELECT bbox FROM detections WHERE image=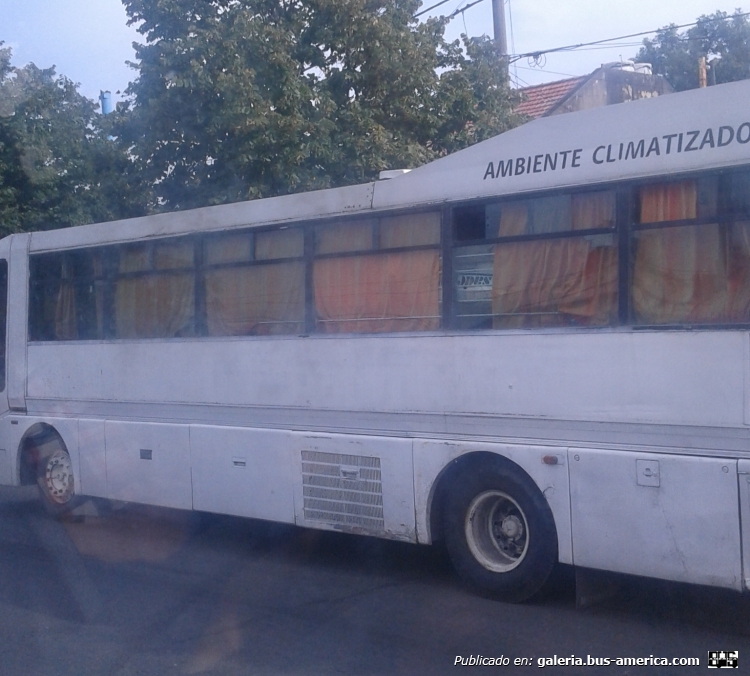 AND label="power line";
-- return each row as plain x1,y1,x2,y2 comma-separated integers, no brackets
416,0,488,20
508,10,750,64
514,64,579,78
447,0,487,20
415,0,454,18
